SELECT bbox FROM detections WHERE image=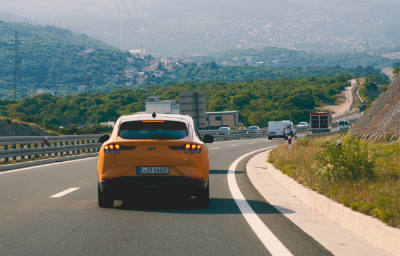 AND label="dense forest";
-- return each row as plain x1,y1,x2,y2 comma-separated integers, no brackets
152,64,387,86
0,74,352,128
